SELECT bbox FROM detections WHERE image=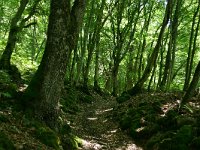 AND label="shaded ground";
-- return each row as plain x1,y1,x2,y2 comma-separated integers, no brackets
1,68,200,150
114,92,200,150
67,93,142,150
